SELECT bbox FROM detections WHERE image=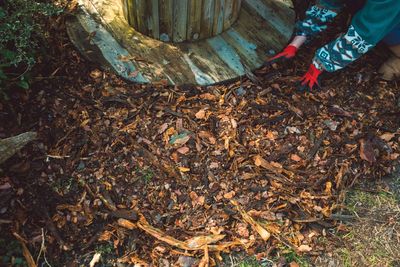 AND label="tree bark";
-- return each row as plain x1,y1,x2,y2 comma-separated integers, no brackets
0,132,37,164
